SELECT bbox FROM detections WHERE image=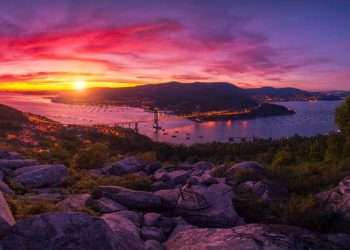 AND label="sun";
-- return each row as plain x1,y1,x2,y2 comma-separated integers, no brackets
73,80,87,91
